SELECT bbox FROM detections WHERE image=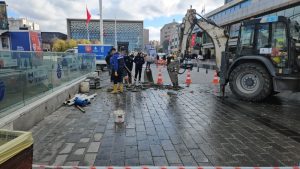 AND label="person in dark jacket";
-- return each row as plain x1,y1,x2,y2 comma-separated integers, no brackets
105,48,116,82
133,52,145,84
110,48,126,94
124,53,134,85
